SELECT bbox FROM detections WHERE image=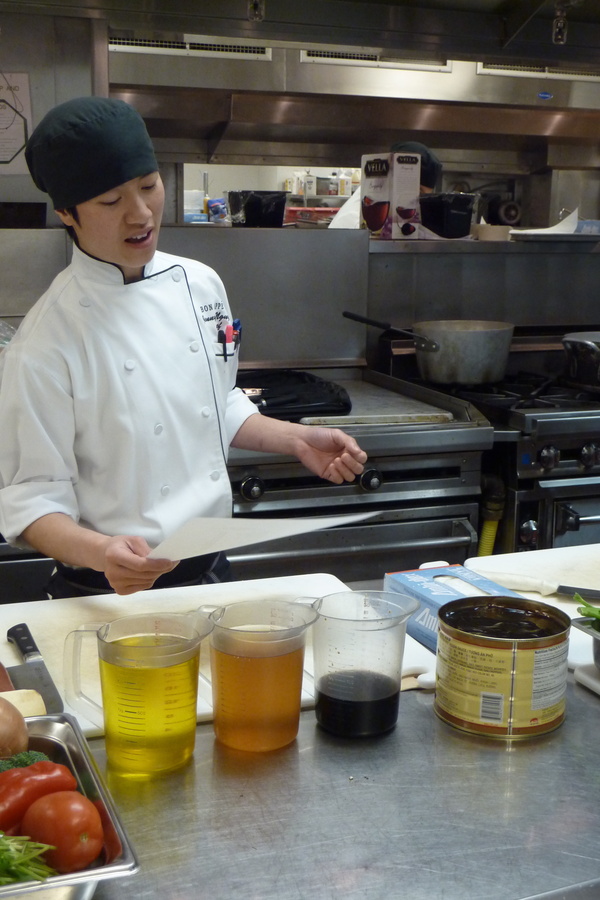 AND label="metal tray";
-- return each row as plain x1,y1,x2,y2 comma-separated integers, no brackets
0,714,139,898
572,617,600,671
571,617,600,639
